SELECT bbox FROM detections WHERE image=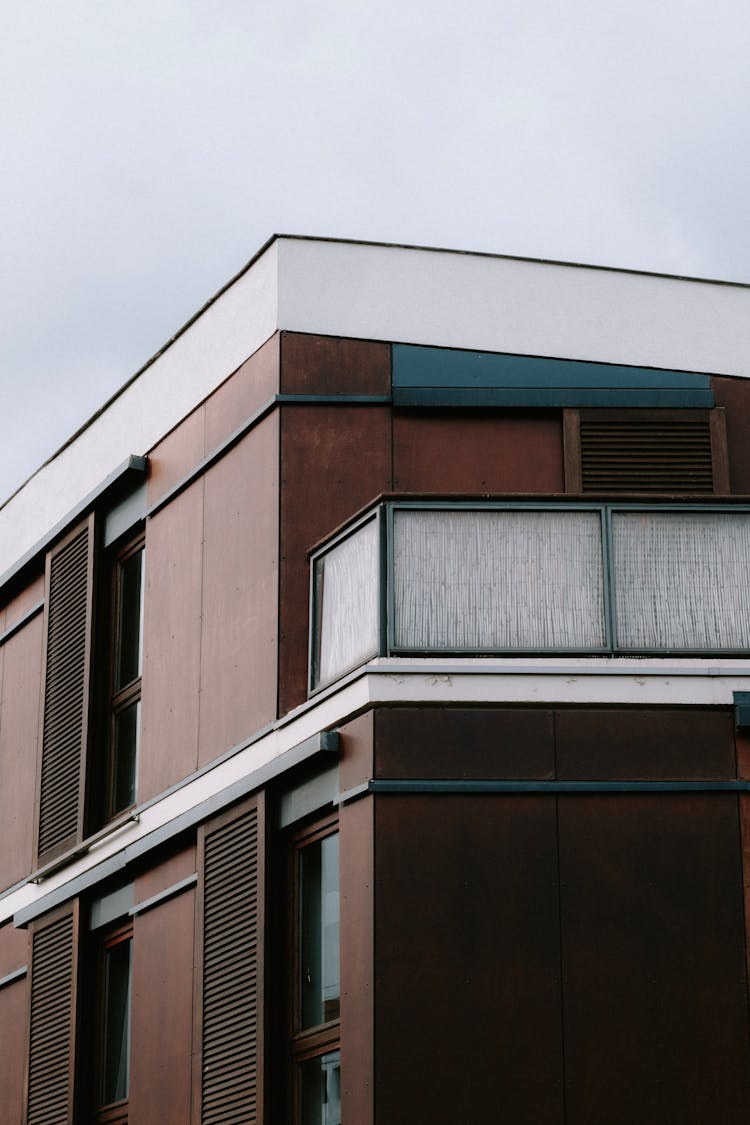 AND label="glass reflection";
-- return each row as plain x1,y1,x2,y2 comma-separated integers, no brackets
299,833,340,1029
101,937,131,1105
112,701,139,813
116,548,144,690
300,1049,341,1125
